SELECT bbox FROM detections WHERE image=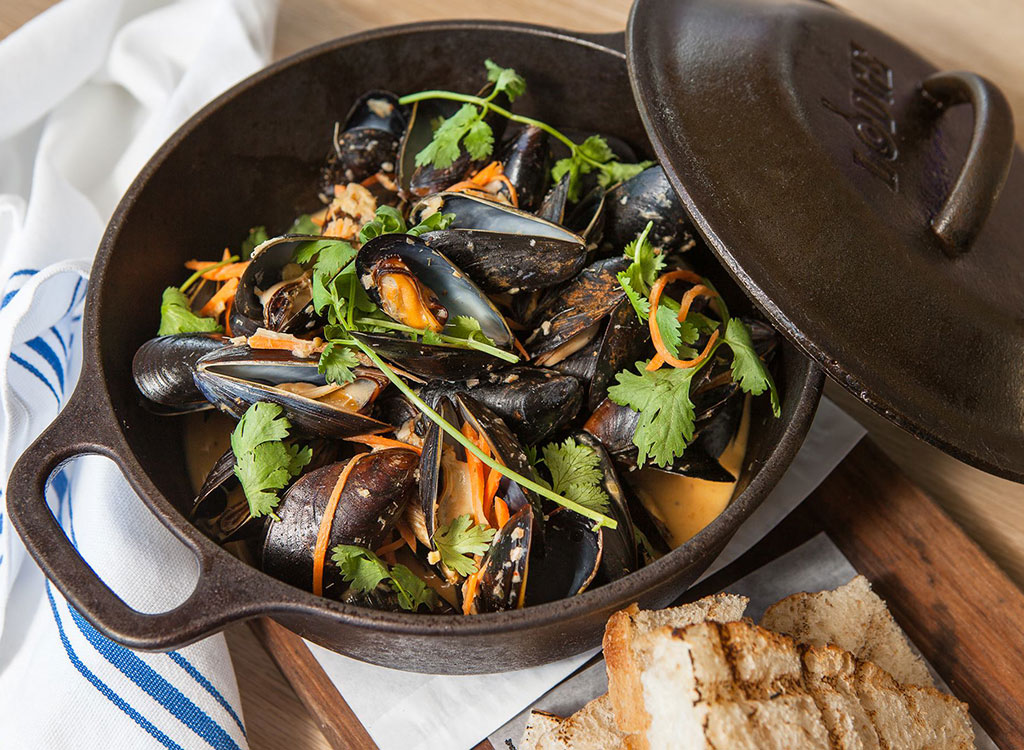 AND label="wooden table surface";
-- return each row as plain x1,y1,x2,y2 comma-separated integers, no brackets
4,0,1024,747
